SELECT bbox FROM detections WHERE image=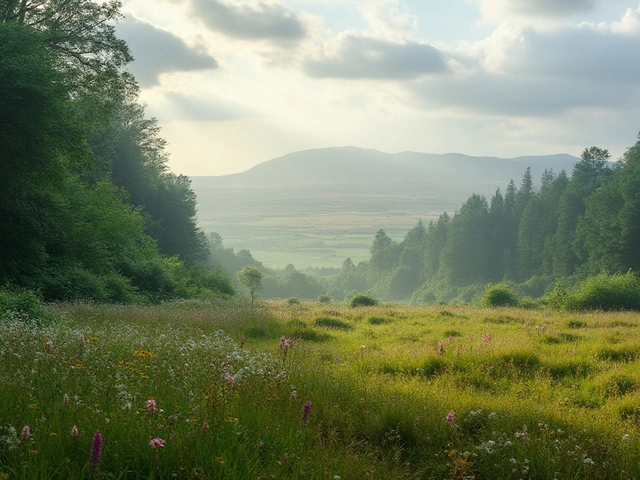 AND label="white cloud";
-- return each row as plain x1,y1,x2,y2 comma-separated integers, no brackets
303,33,449,79
191,0,308,43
